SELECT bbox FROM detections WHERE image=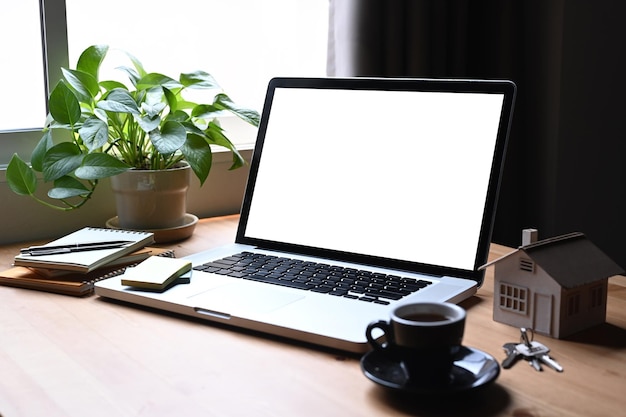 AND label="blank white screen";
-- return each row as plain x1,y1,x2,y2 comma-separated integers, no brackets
244,87,505,271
